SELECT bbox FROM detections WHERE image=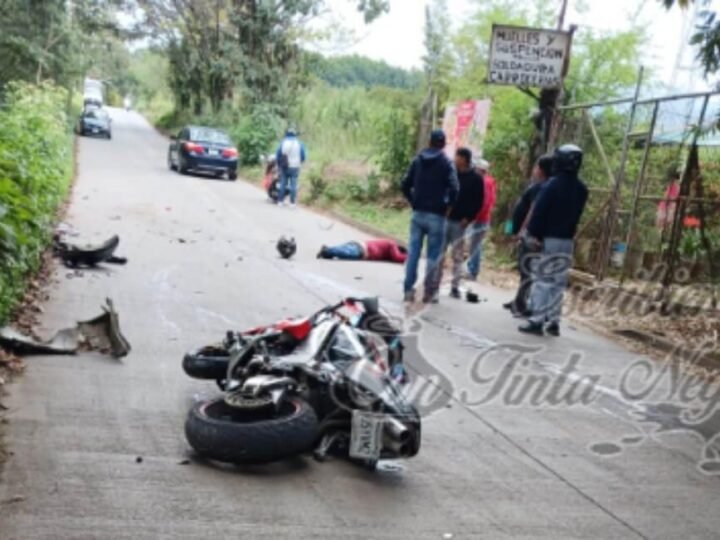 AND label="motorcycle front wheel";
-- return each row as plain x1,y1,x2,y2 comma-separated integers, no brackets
185,397,319,464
